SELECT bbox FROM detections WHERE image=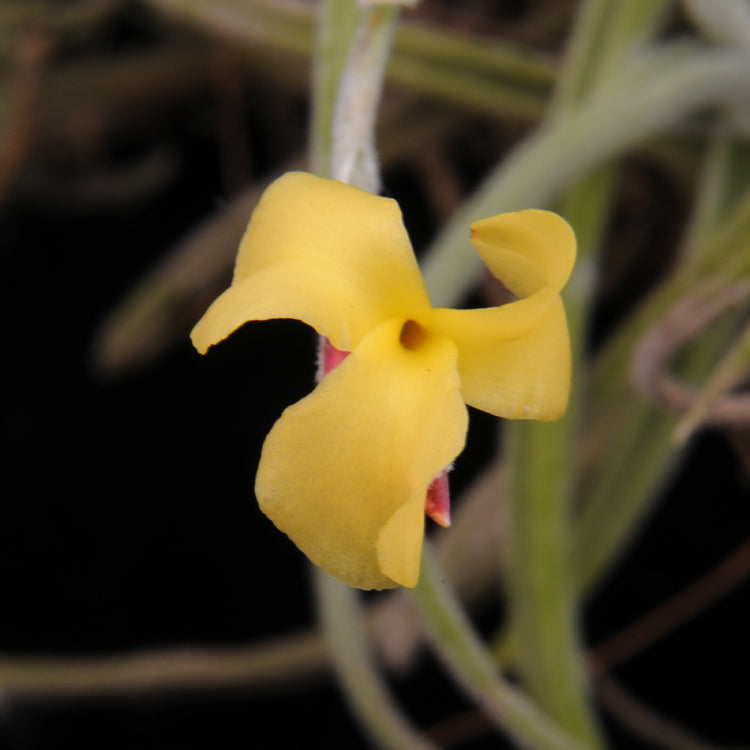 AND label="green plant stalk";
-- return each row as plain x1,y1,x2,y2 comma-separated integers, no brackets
411,545,591,750
506,116,750,689
504,417,599,746
314,571,436,750
501,169,617,739
499,2,672,741
491,172,614,682
330,4,400,190
421,43,750,308
309,0,359,177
